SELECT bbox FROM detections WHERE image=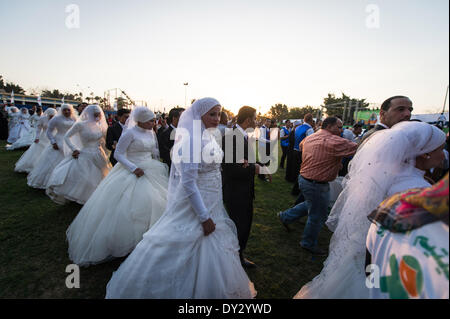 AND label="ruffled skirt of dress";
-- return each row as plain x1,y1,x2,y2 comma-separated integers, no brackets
66,159,169,266
105,171,256,299
6,124,34,150
27,144,66,189
15,134,50,173
7,123,20,144
46,146,111,205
